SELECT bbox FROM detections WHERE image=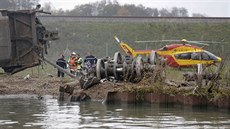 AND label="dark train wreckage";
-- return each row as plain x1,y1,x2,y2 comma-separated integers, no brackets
0,7,58,74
